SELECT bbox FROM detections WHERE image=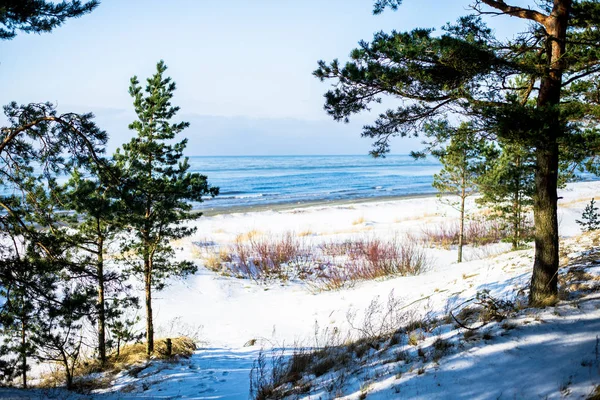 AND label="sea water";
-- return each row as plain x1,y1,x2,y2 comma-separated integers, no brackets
189,155,441,211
